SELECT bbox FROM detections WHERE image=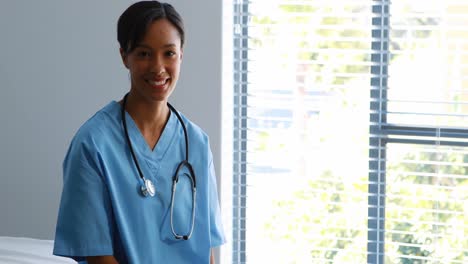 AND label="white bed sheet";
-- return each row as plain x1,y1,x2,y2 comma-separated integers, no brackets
0,236,74,264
